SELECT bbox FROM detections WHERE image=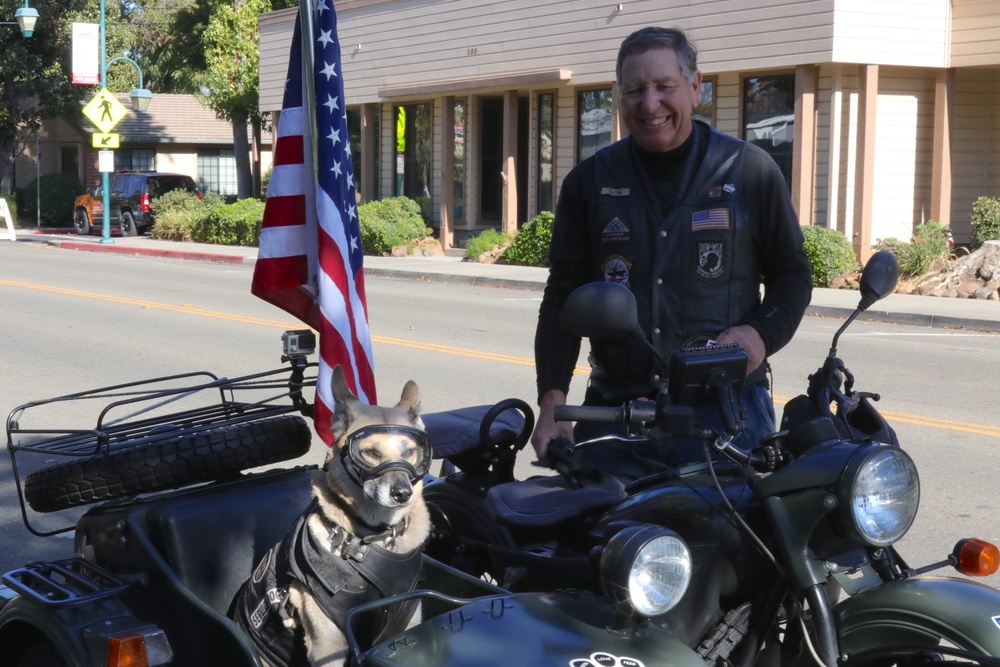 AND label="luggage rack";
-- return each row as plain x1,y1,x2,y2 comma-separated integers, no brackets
5,362,317,535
